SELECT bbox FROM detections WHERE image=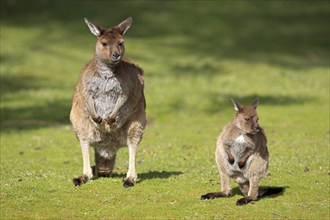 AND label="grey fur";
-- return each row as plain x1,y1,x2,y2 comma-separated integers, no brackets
201,98,269,205
86,63,121,119
70,17,146,187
